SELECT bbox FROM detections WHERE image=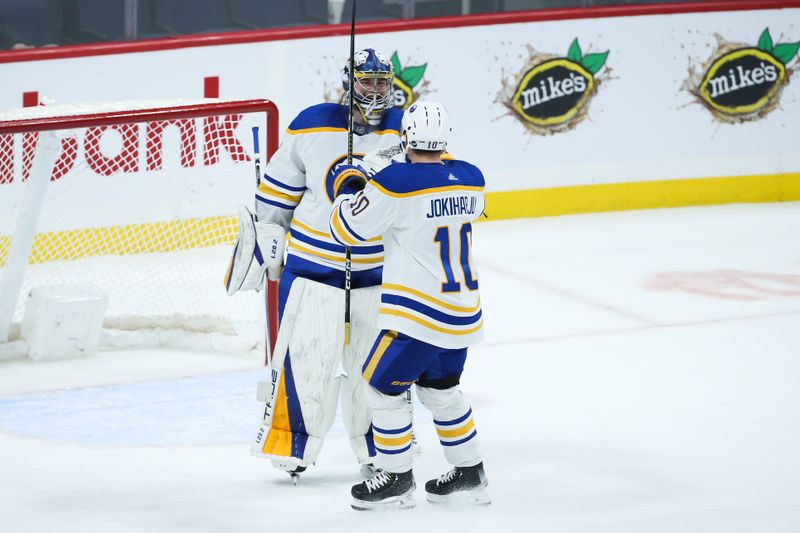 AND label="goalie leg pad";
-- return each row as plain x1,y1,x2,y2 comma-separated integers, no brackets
251,277,345,467
416,385,482,468
340,285,382,464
